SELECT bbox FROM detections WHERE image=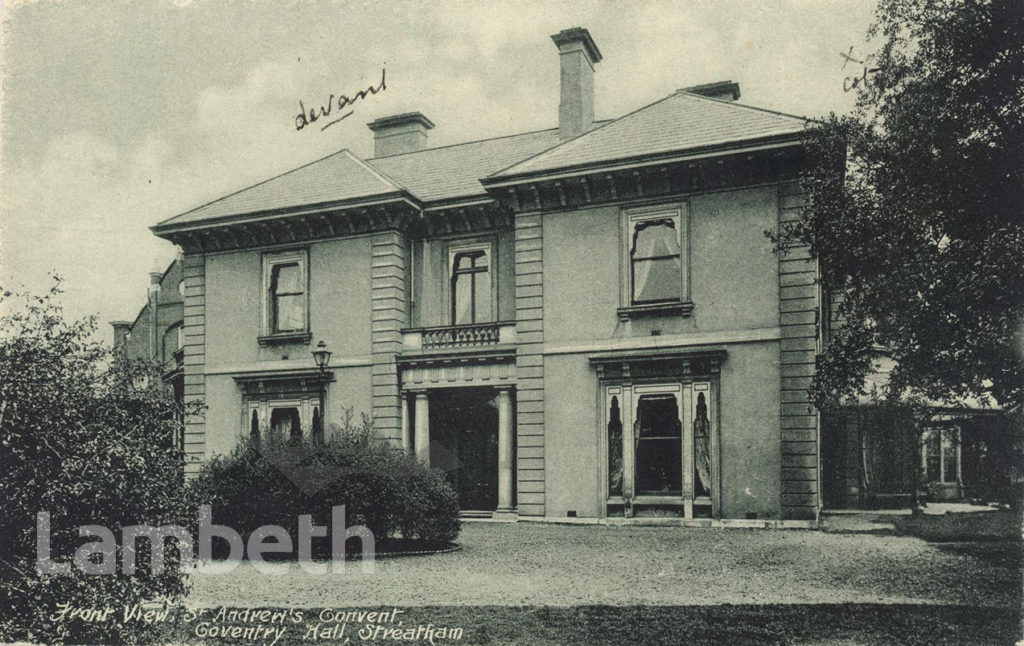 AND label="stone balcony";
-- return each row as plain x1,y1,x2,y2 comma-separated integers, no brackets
401,322,517,354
